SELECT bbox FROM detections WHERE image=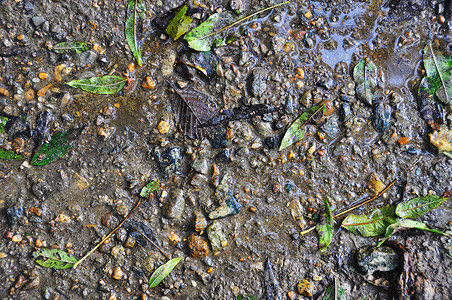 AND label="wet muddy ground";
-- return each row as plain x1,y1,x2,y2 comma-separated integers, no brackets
0,0,451,299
